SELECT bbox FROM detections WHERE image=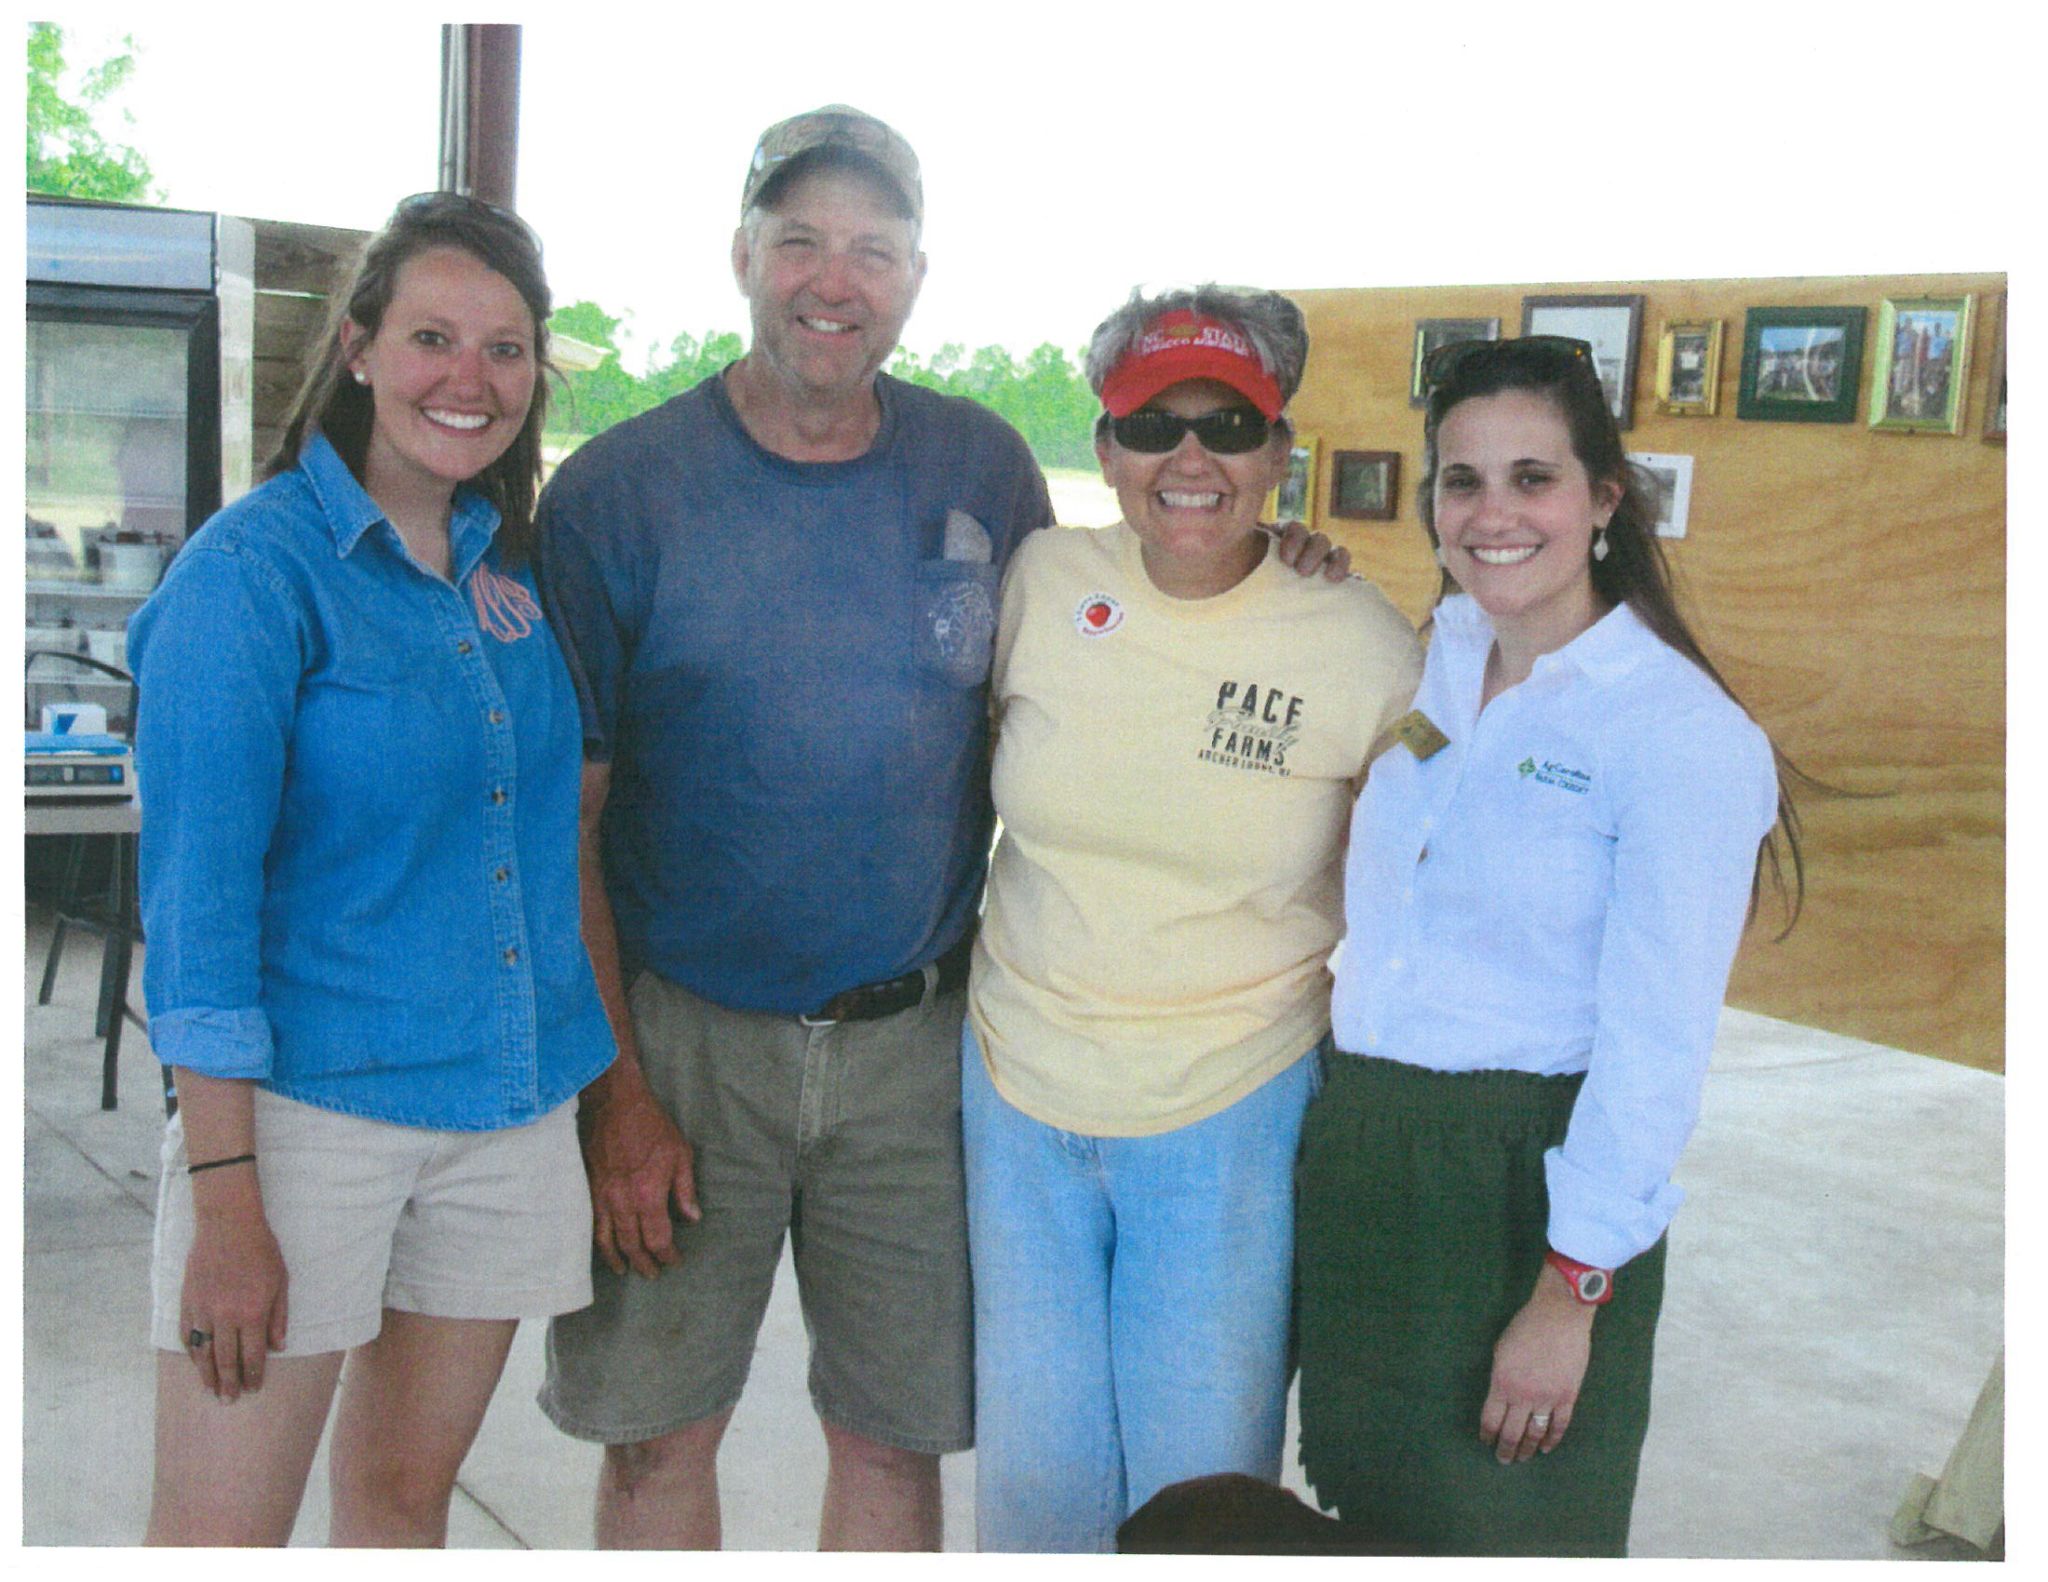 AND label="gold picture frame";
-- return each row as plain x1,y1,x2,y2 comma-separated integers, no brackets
1265,435,1319,527
1654,320,1723,416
